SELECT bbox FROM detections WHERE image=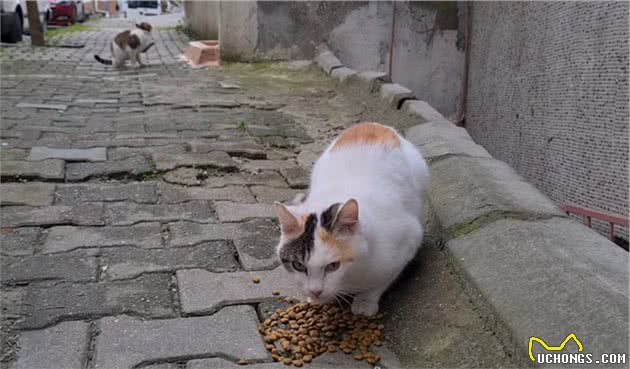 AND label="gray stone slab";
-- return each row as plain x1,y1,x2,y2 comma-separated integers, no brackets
54,183,158,205
0,183,55,206
406,122,492,160
106,201,214,226
177,267,302,315
0,204,105,227
280,167,309,189
241,159,298,172
65,155,154,181
169,218,280,270
205,171,287,188
19,274,174,329
75,99,118,104
189,140,267,159
0,227,40,256
101,241,240,280
447,218,629,360
380,83,415,108
315,51,343,74
153,152,238,171
93,306,268,369
402,100,450,124
429,156,565,235
250,186,301,203
27,147,107,162
16,102,67,111
353,71,390,91
11,321,89,369
43,223,163,254
108,144,187,161
1,252,97,283
1,160,65,180
214,201,274,222
157,183,255,204
330,67,357,83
